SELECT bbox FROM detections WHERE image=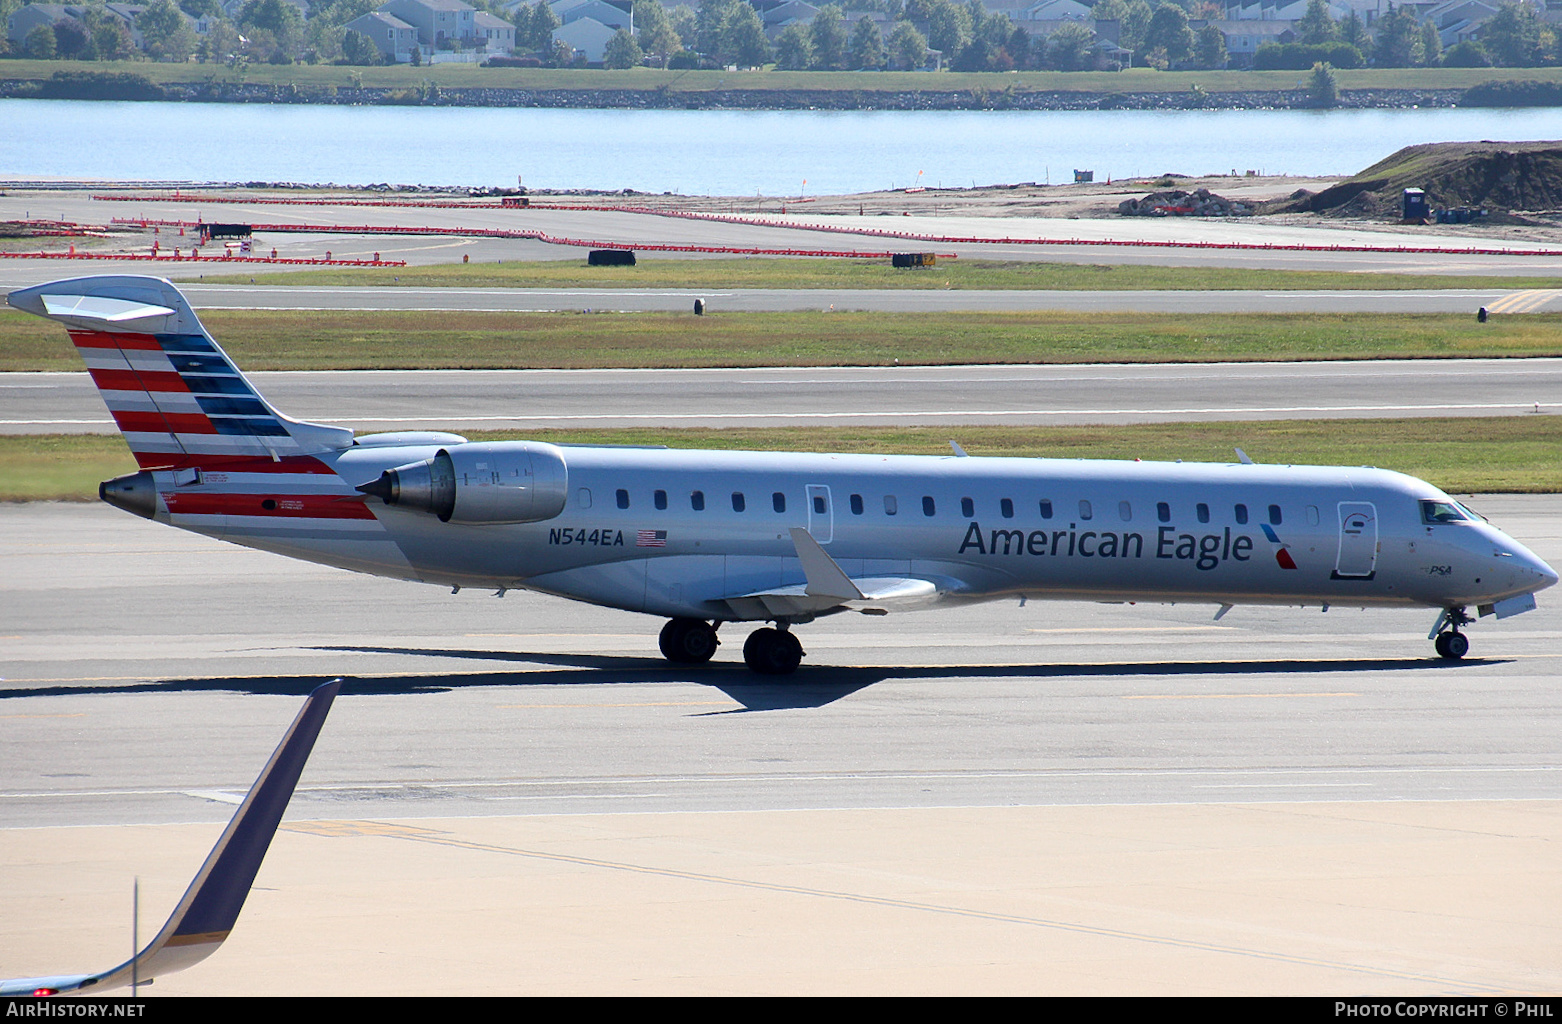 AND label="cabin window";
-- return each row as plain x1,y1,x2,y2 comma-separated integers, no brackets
654,489,667,511
1196,503,1210,524
1000,498,1014,519
773,492,786,513
1234,503,1248,525
1268,504,1282,525
850,493,864,515
884,495,898,516
921,496,935,517
813,494,826,515
1118,501,1132,522
1039,499,1053,519
1306,504,1320,526
616,488,630,510
961,497,975,518
691,490,705,511
1078,499,1093,521
577,487,592,509
732,492,746,512
1156,501,1170,523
